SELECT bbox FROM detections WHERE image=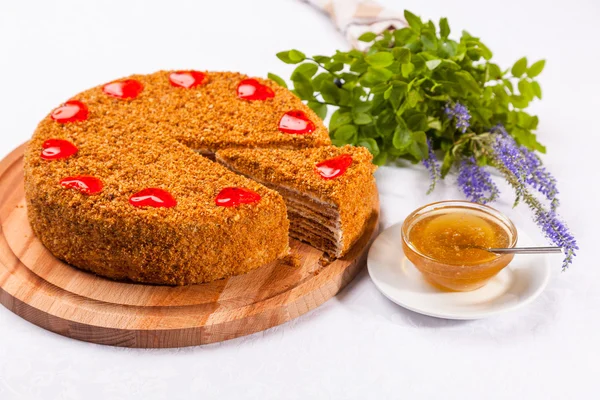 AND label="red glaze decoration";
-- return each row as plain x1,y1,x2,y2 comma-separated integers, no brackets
41,139,78,160
215,187,261,207
315,154,353,180
237,79,274,100
60,176,103,195
169,71,207,88
129,188,177,208
102,79,144,99
50,100,88,123
278,110,315,134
